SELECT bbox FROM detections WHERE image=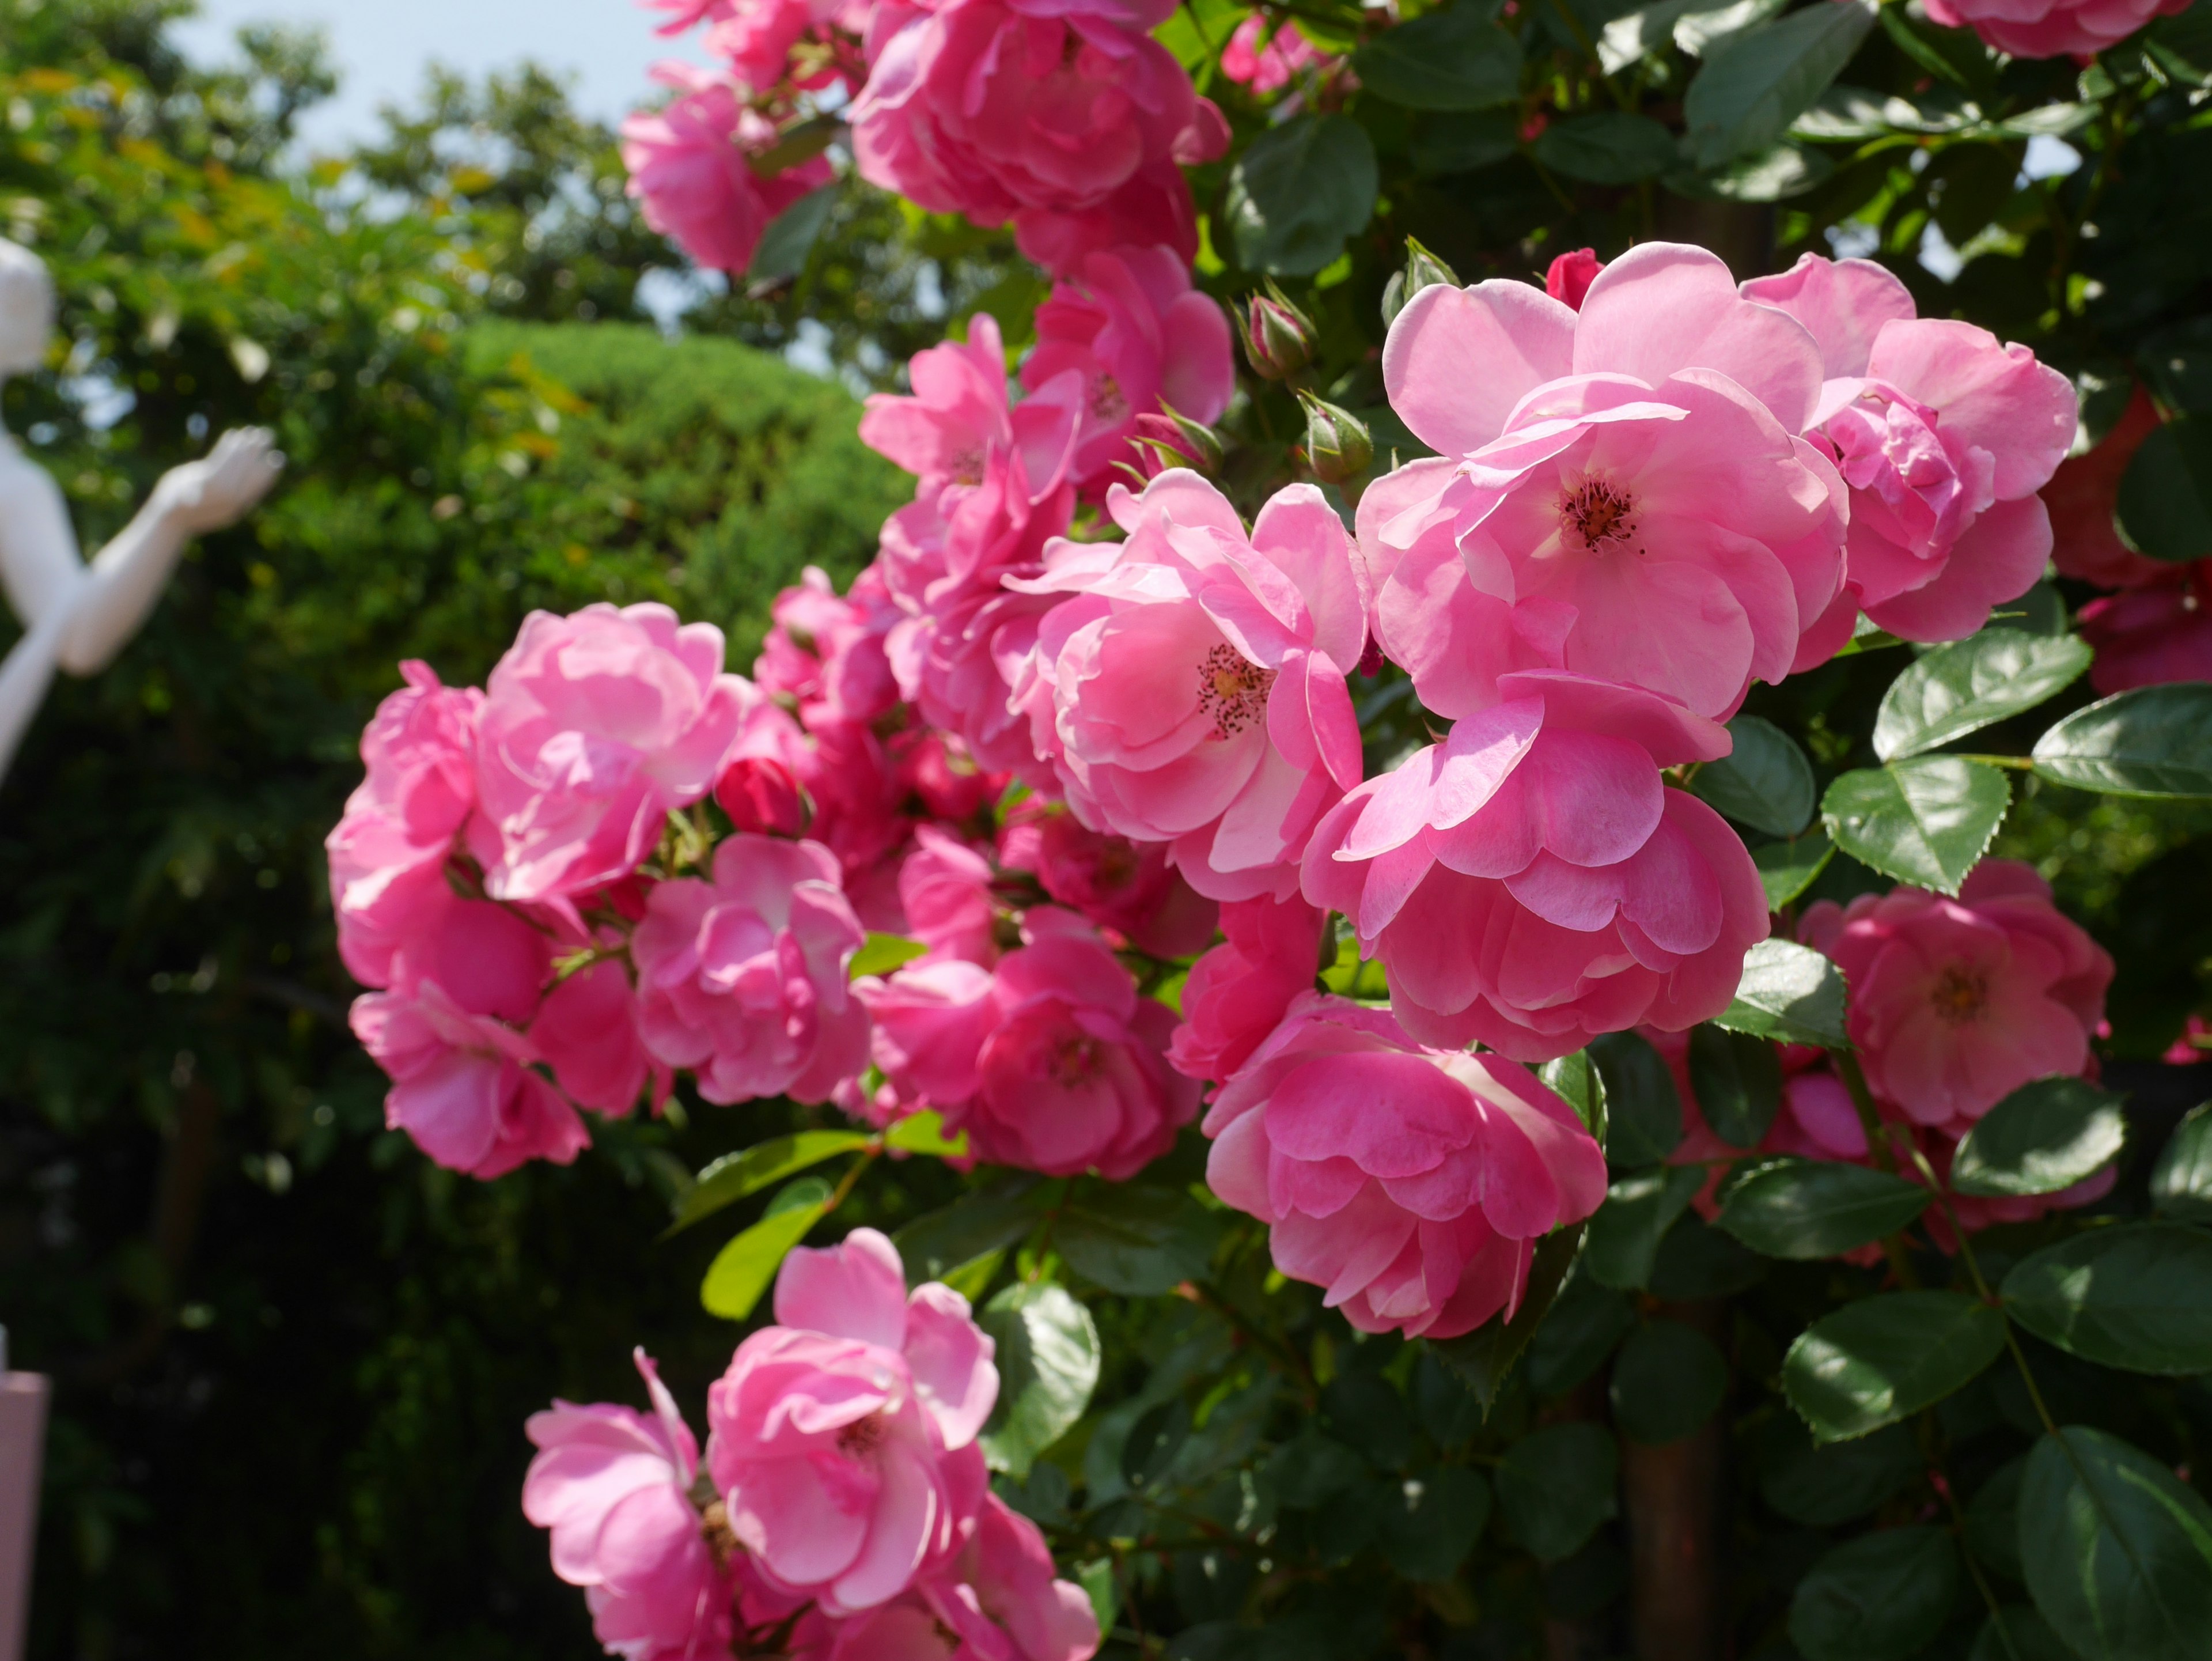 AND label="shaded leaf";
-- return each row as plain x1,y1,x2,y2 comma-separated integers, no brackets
1353,7,1522,109
1760,1420,1921,1527
1377,1466,1491,1582
1496,1424,1619,1562
1784,1291,2007,1441
1690,1023,1783,1148
979,1281,1101,1477
1684,0,1878,165
2150,1102,2212,1222
1789,1526,1961,1661
2115,416,2212,564
1718,937,1849,1048
894,1172,1050,1284
1429,1224,1586,1407
2020,1427,2212,1661
746,184,836,286
1694,714,1817,837
1058,1183,1224,1296
1610,1320,1728,1445
1717,1158,1930,1259
1588,1030,1683,1166
1585,1166,1705,1291
1949,1077,2127,1198
1525,1269,1637,1396
2001,1225,2212,1375
1224,116,1379,277
1530,112,1677,184
1754,828,1837,909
